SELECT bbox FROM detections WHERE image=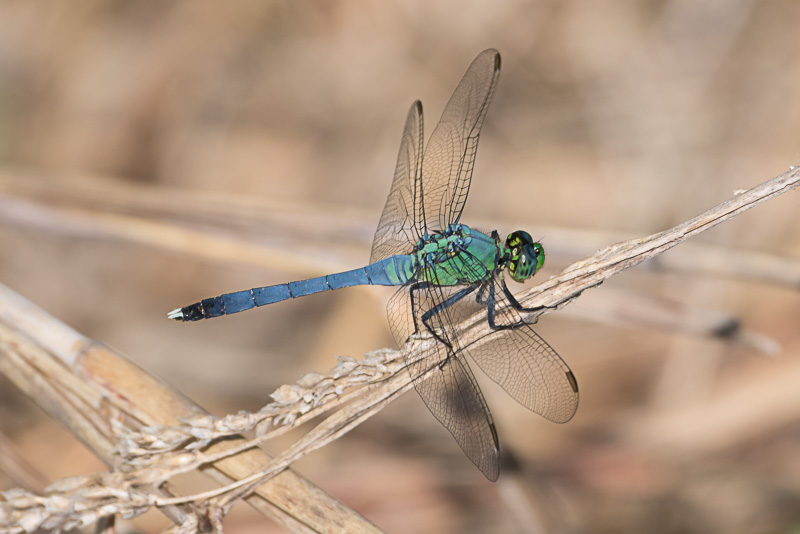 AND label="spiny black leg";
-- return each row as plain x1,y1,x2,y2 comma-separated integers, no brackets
501,280,556,315
421,286,477,334
483,279,558,330
408,281,431,338
407,281,454,371
487,281,529,331
419,285,477,348
486,282,505,330
476,282,489,305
